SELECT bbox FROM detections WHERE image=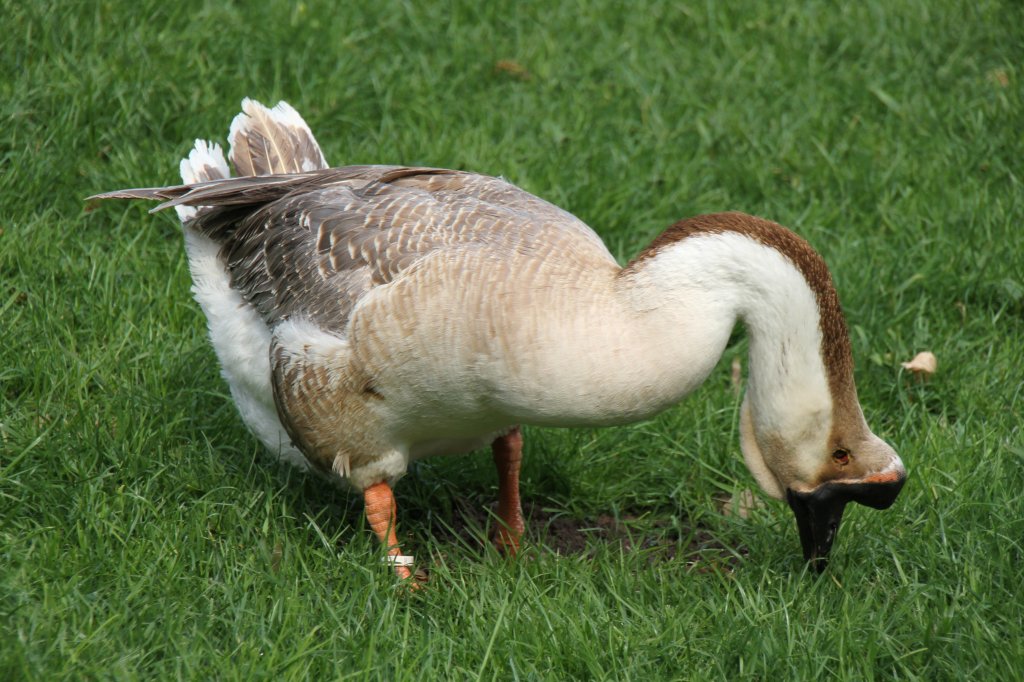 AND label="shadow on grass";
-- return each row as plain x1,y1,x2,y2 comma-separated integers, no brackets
424,496,746,574
166,352,747,577
271,457,748,578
